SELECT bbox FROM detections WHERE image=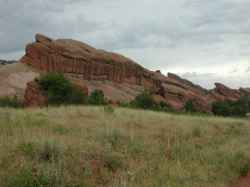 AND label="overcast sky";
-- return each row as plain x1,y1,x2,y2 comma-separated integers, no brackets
0,0,249,88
